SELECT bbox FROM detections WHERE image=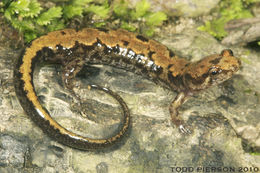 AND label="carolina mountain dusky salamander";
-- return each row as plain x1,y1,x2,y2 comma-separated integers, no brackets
13,28,241,150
